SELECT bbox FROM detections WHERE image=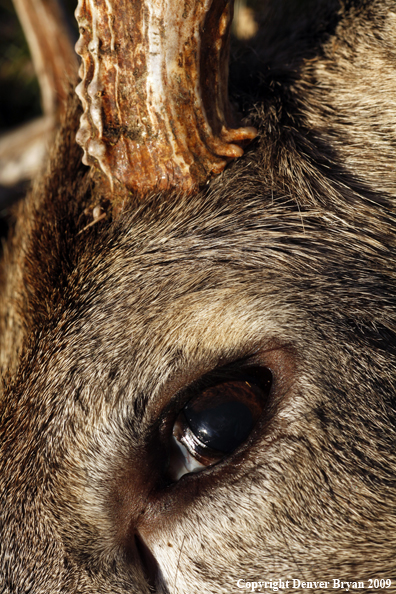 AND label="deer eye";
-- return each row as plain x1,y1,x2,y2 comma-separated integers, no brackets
168,370,272,481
